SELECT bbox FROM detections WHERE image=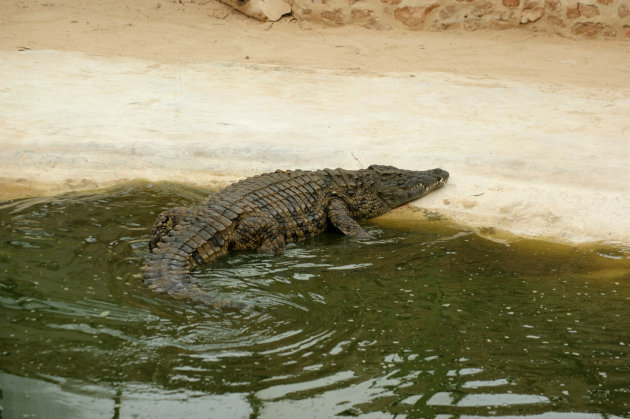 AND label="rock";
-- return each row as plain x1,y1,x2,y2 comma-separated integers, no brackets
219,0,291,21
597,0,612,4
571,21,603,36
474,2,494,17
362,18,392,30
547,15,566,26
351,8,374,19
624,25,630,37
464,17,484,30
439,5,456,19
394,4,440,27
566,5,579,18
602,25,616,37
321,8,344,24
544,0,561,12
380,0,402,5
503,0,520,7
578,3,599,18
297,7,312,16
619,5,630,18
521,7,544,23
